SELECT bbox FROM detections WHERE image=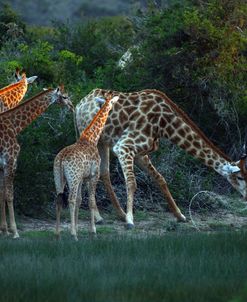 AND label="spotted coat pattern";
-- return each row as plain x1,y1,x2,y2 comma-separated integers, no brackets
54,96,118,240
0,73,28,112
0,88,73,238
76,88,247,227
